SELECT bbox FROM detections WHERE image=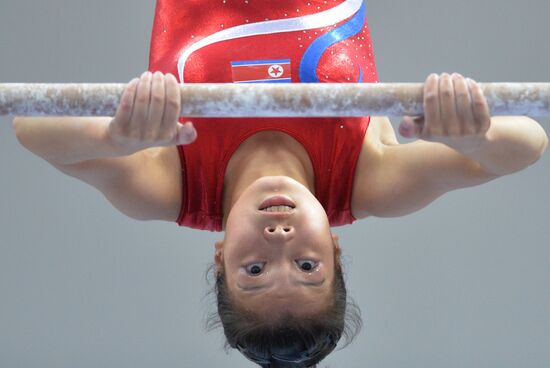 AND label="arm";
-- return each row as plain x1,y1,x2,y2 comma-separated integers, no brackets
354,116,547,219
13,116,183,221
12,116,120,165
356,74,548,217
440,116,548,176
11,71,194,221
